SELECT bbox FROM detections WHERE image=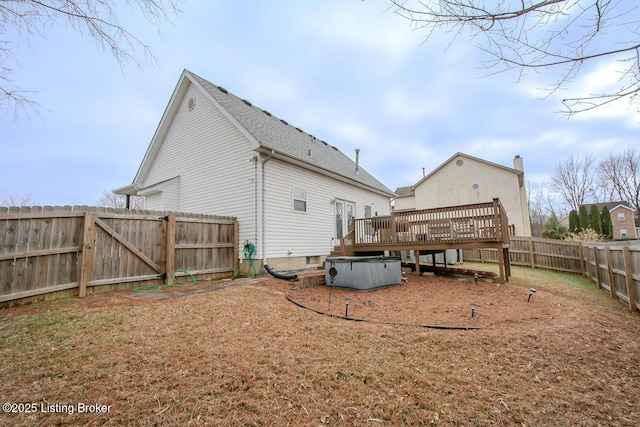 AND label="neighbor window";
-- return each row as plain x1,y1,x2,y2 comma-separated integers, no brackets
618,212,625,221
293,188,307,212
621,229,628,238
